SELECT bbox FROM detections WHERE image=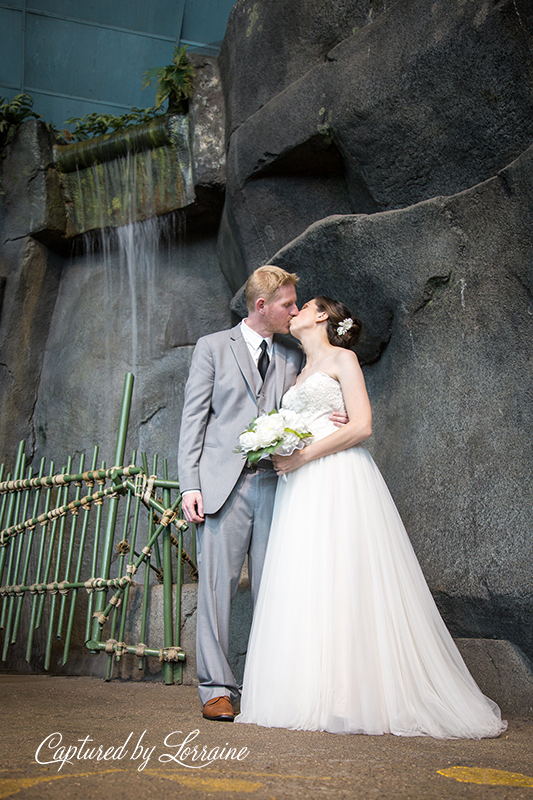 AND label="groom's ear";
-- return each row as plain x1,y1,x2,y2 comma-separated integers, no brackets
256,297,267,314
